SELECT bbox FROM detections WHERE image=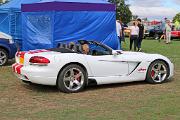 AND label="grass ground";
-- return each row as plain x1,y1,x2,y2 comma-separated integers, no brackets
0,39,180,120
